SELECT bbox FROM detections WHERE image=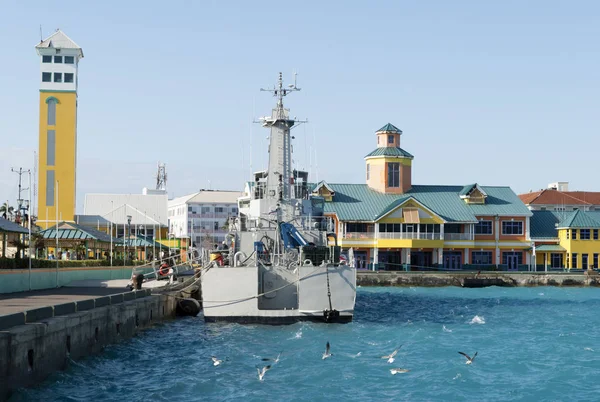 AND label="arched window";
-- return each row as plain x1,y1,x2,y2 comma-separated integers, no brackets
46,97,59,125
